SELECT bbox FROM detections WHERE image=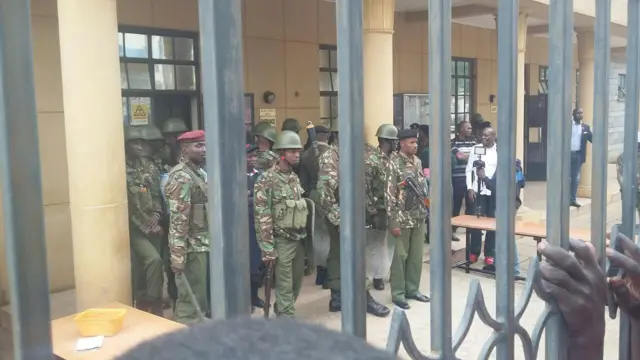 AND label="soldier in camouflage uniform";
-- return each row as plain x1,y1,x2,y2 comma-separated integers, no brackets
298,126,332,287
125,125,165,316
161,117,189,170
386,128,431,310
253,131,309,317
317,121,390,317
164,130,209,324
616,132,640,217
255,125,279,171
364,124,398,291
